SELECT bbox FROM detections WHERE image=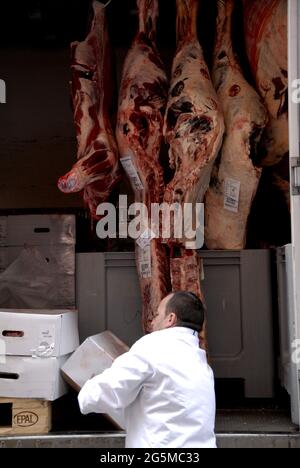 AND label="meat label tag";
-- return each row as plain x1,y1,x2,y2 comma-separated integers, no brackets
136,229,156,249
139,245,152,279
120,156,144,191
224,178,241,213
0,219,7,246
